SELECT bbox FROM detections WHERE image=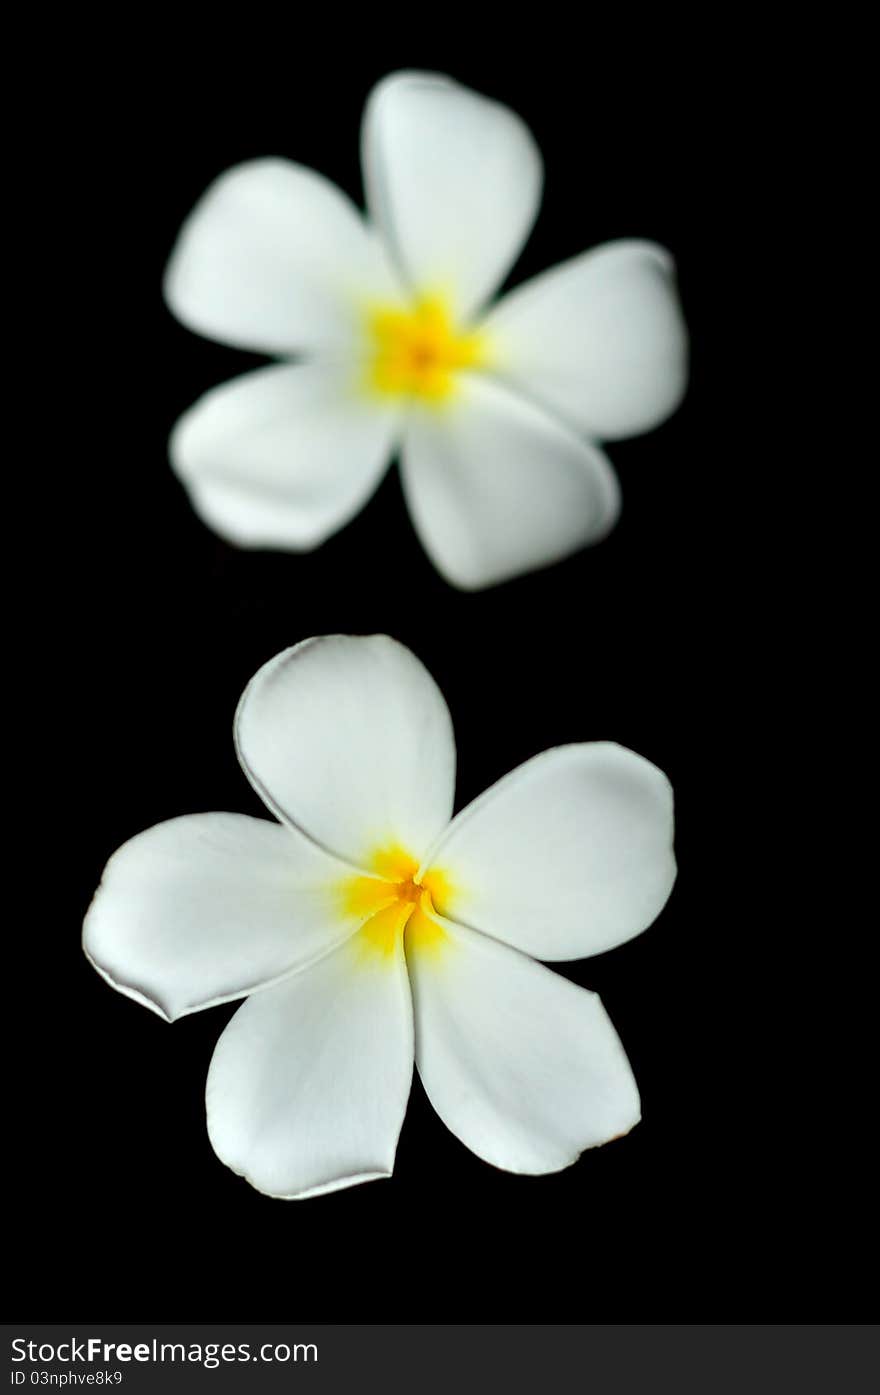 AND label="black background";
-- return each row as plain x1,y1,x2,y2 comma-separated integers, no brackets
12,26,844,1321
